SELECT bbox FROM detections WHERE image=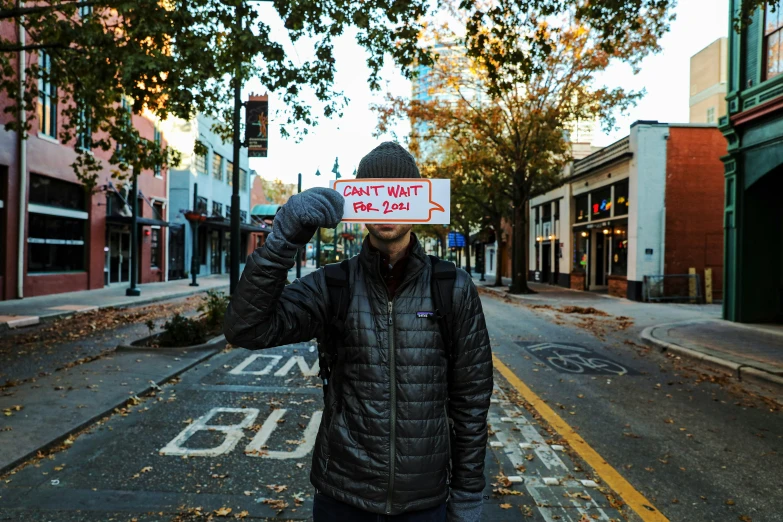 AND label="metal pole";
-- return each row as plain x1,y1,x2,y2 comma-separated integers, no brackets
126,169,140,296
190,182,200,287
480,243,486,281
296,172,302,279
315,229,321,268
229,3,244,295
